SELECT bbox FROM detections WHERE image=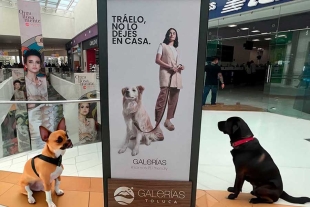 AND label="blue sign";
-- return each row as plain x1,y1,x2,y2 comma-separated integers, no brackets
209,0,293,19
